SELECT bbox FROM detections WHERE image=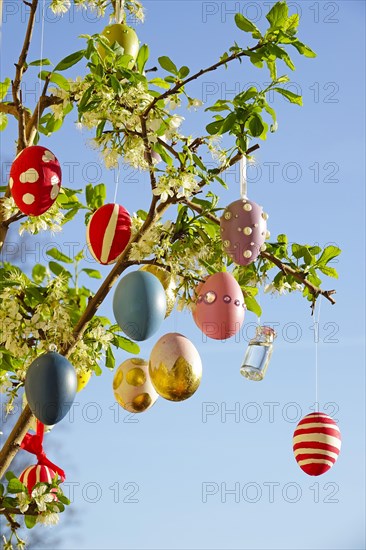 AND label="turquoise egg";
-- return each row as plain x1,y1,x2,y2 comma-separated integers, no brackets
113,271,167,341
25,352,77,425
